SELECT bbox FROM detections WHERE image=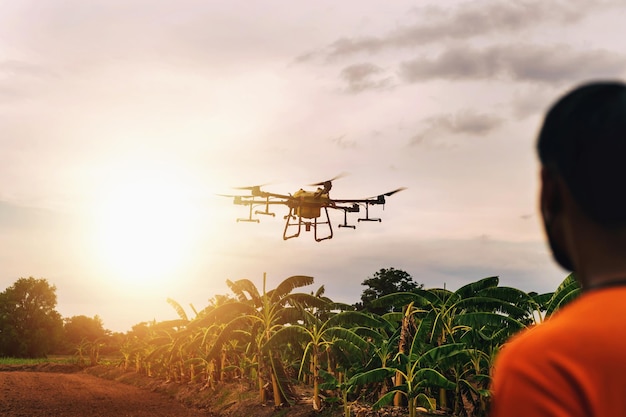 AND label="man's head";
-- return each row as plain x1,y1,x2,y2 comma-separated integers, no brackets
537,81,626,273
